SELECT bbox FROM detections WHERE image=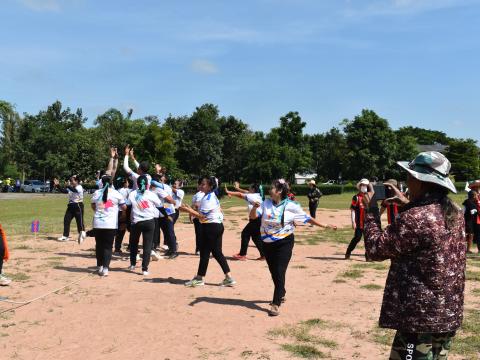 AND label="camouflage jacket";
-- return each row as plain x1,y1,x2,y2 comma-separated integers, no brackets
364,200,466,333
